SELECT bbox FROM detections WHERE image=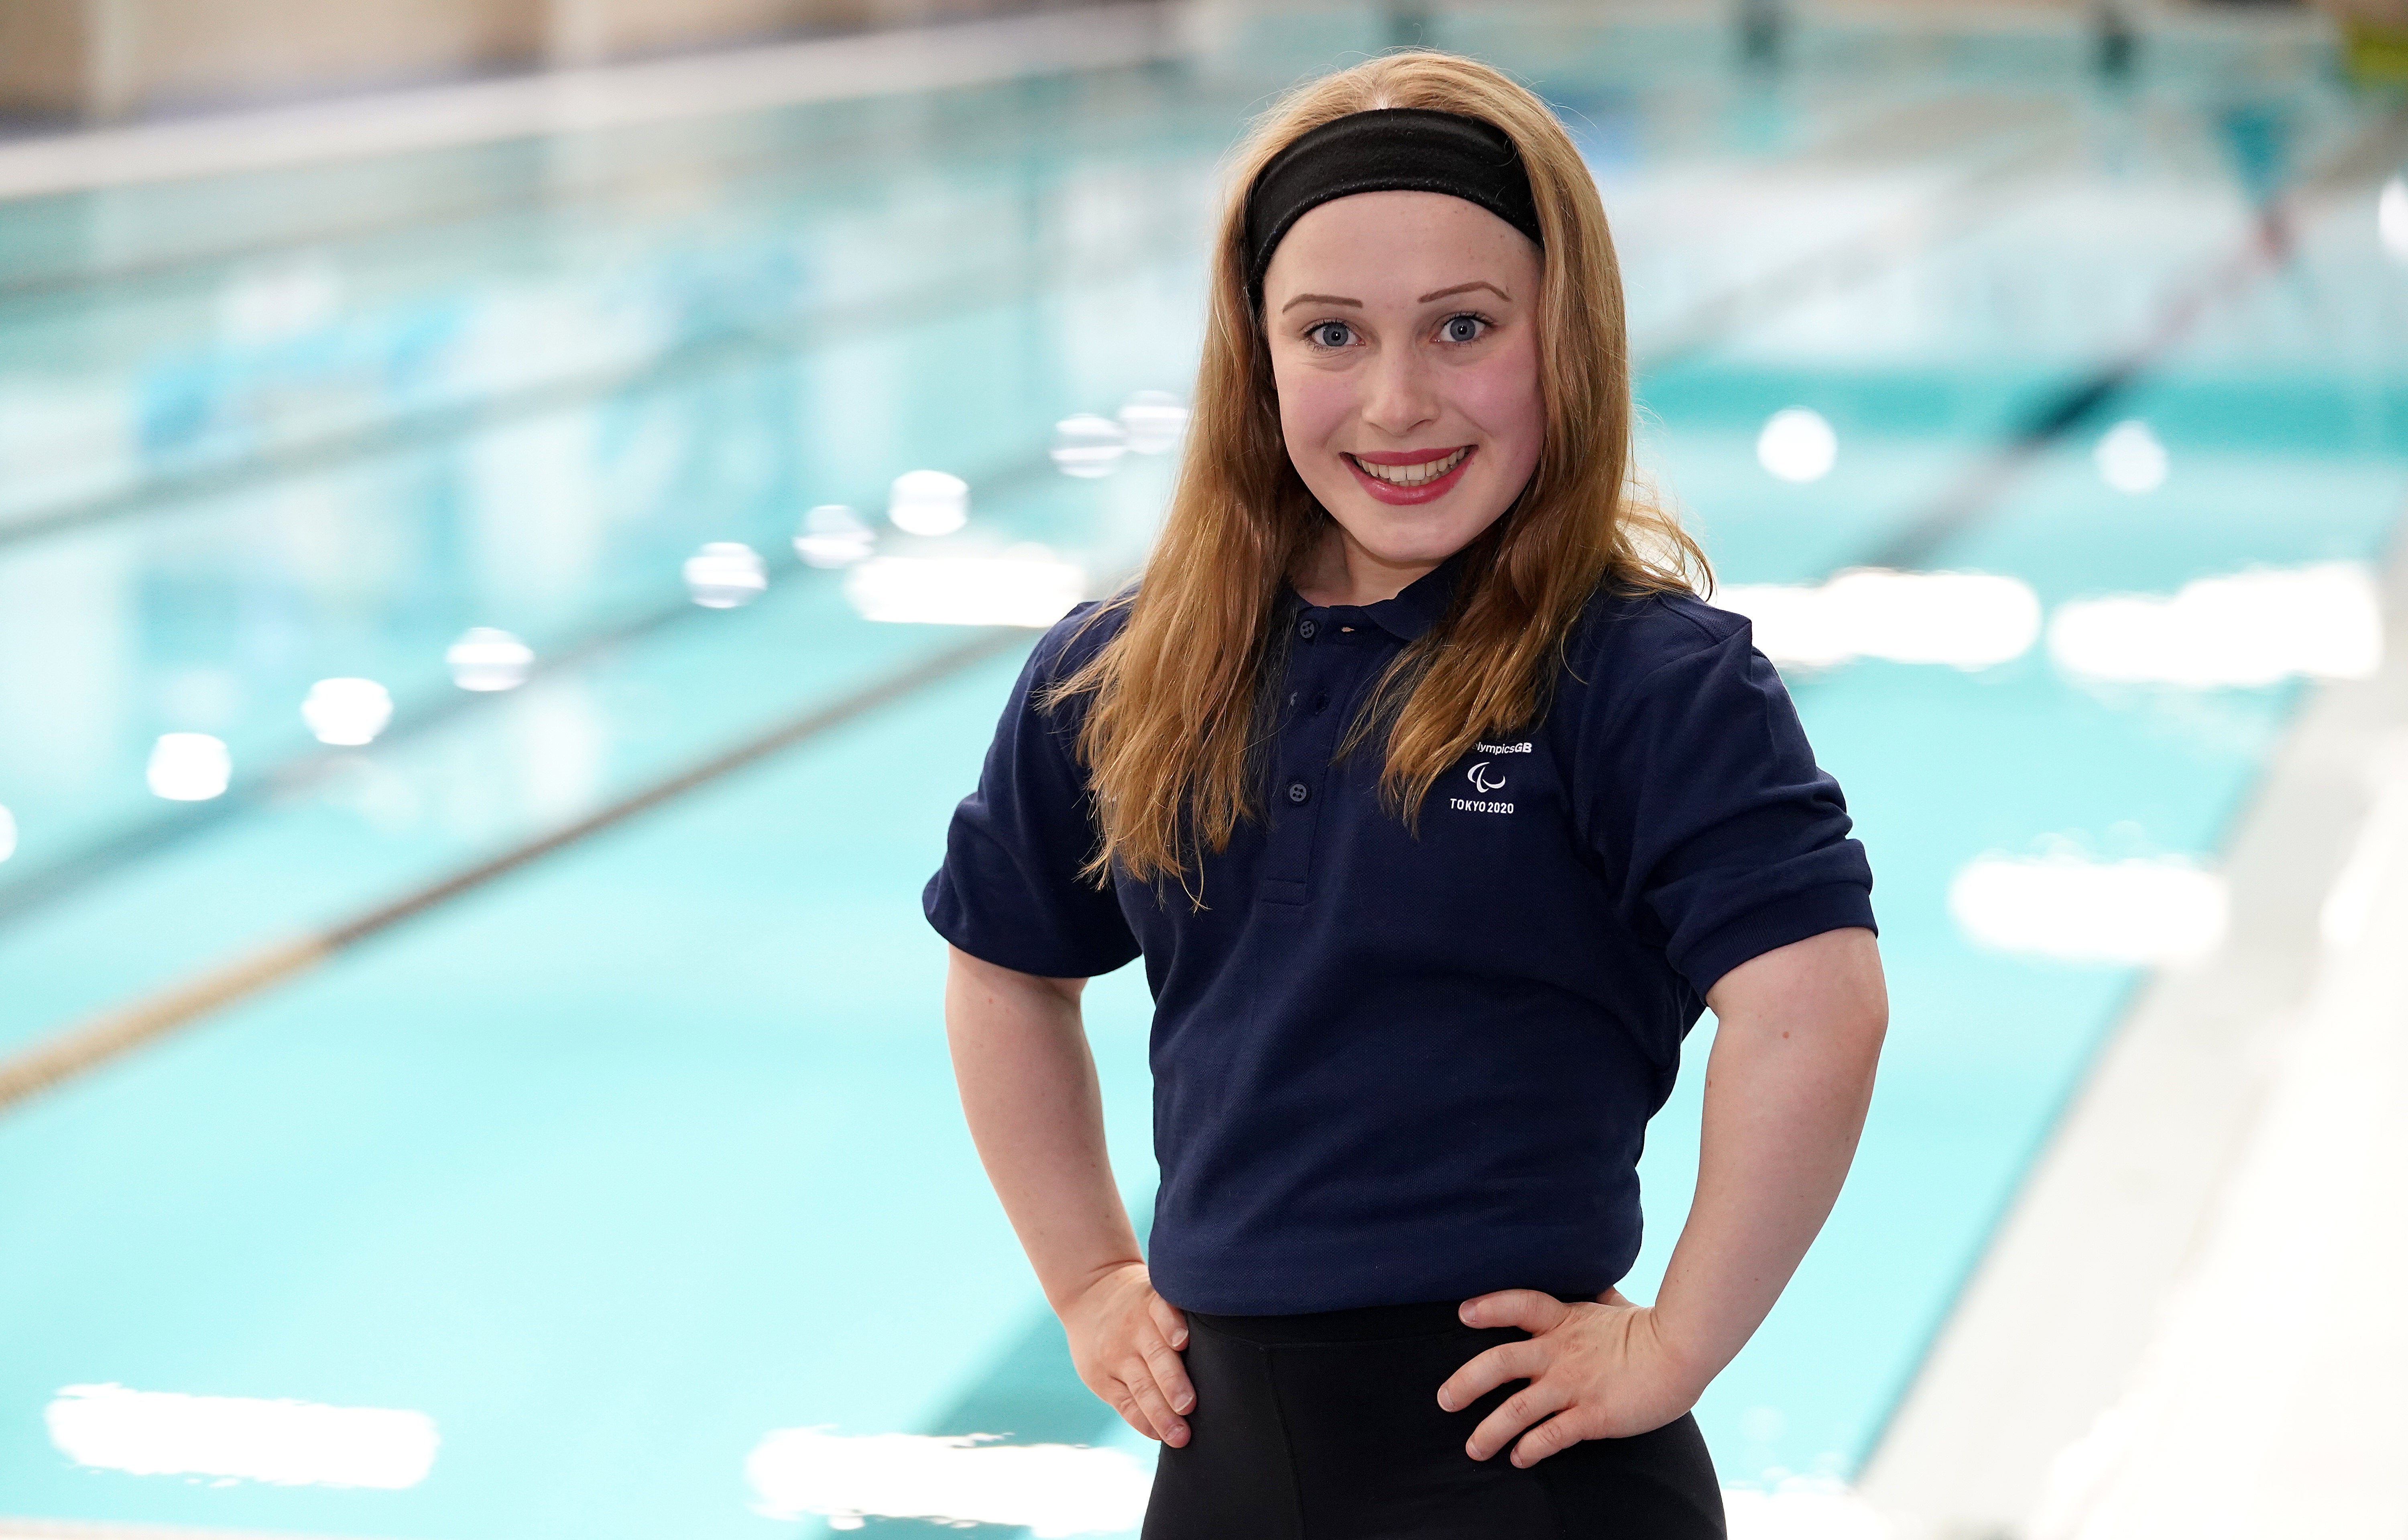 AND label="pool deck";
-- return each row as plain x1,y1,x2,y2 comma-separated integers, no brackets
0,2,1190,202
1863,501,2408,1540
